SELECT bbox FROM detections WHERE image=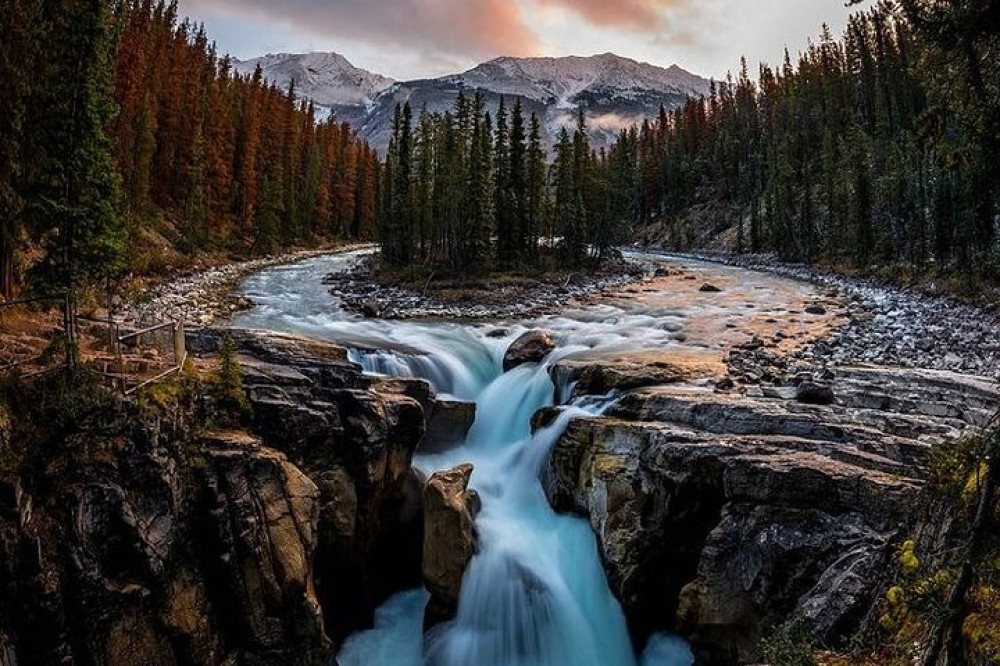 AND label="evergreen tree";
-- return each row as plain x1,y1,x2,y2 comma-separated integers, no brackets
28,0,127,295
0,0,41,297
